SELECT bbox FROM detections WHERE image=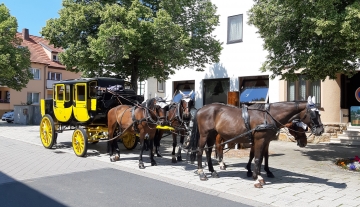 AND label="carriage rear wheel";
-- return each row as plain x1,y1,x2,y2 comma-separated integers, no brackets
121,133,138,150
72,128,88,157
40,114,56,149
